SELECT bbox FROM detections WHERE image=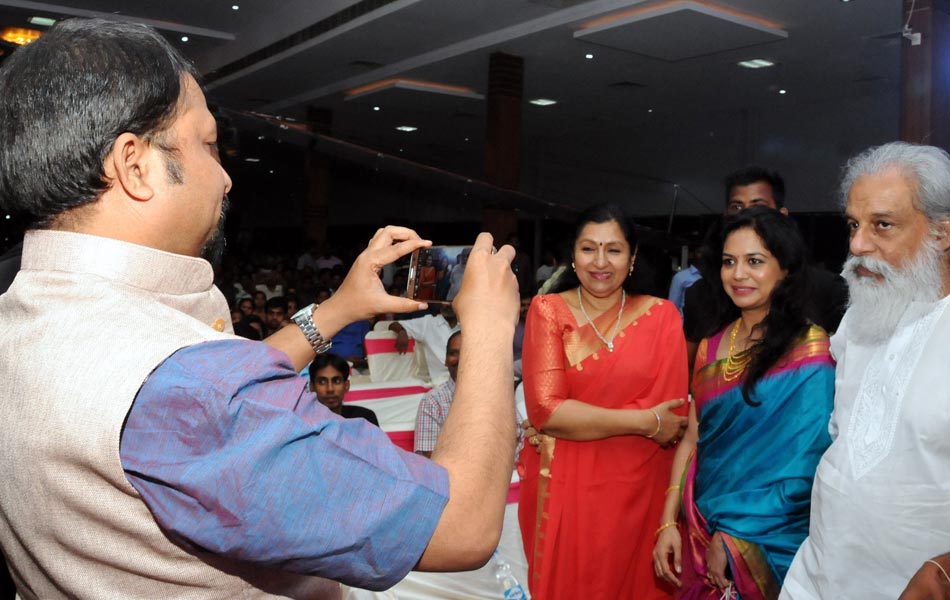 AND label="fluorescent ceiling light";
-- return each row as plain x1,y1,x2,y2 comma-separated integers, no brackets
28,16,56,27
244,157,261,163
395,125,418,132
737,58,775,69
529,98,557,106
